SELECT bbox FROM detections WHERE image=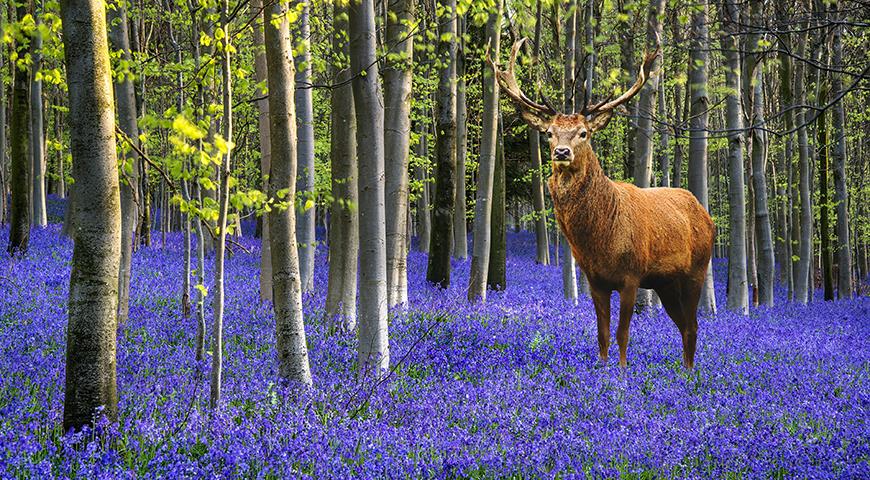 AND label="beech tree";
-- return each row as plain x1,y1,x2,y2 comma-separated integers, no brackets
349,0,389,373
264,0,312,384
60,0,122,431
